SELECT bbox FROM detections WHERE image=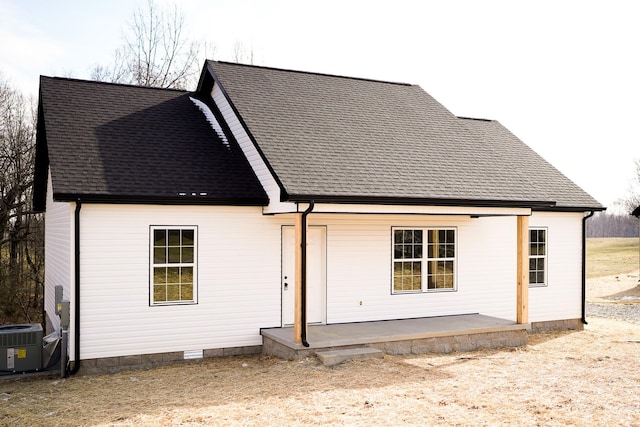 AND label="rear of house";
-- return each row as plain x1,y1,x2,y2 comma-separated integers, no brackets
33,61,603,372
